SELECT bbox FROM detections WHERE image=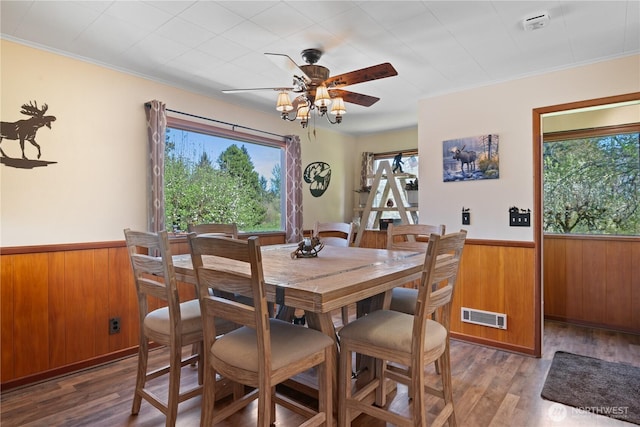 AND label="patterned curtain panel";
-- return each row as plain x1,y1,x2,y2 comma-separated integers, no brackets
145,100,166,233
285,135,303,243
361,151,374,189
